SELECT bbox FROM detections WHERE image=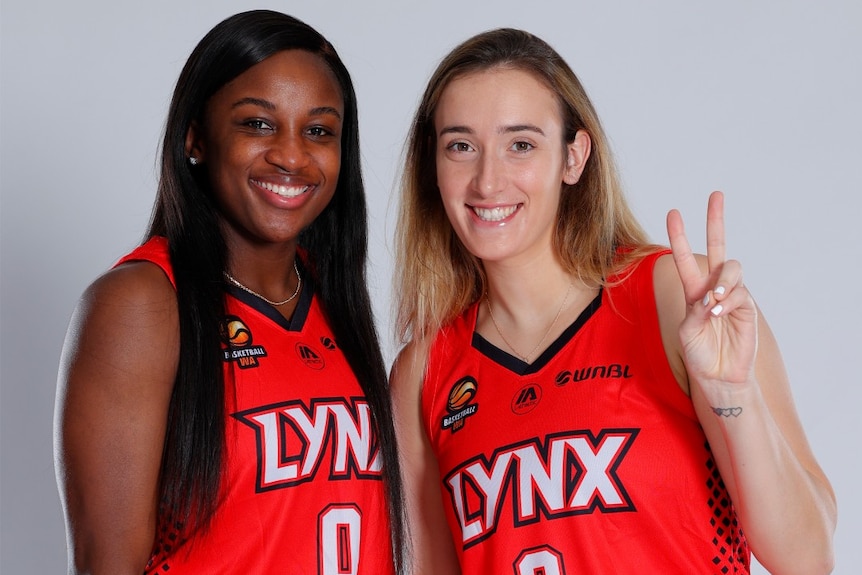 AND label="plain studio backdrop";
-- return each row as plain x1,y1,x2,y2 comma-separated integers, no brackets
2,1,859,573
